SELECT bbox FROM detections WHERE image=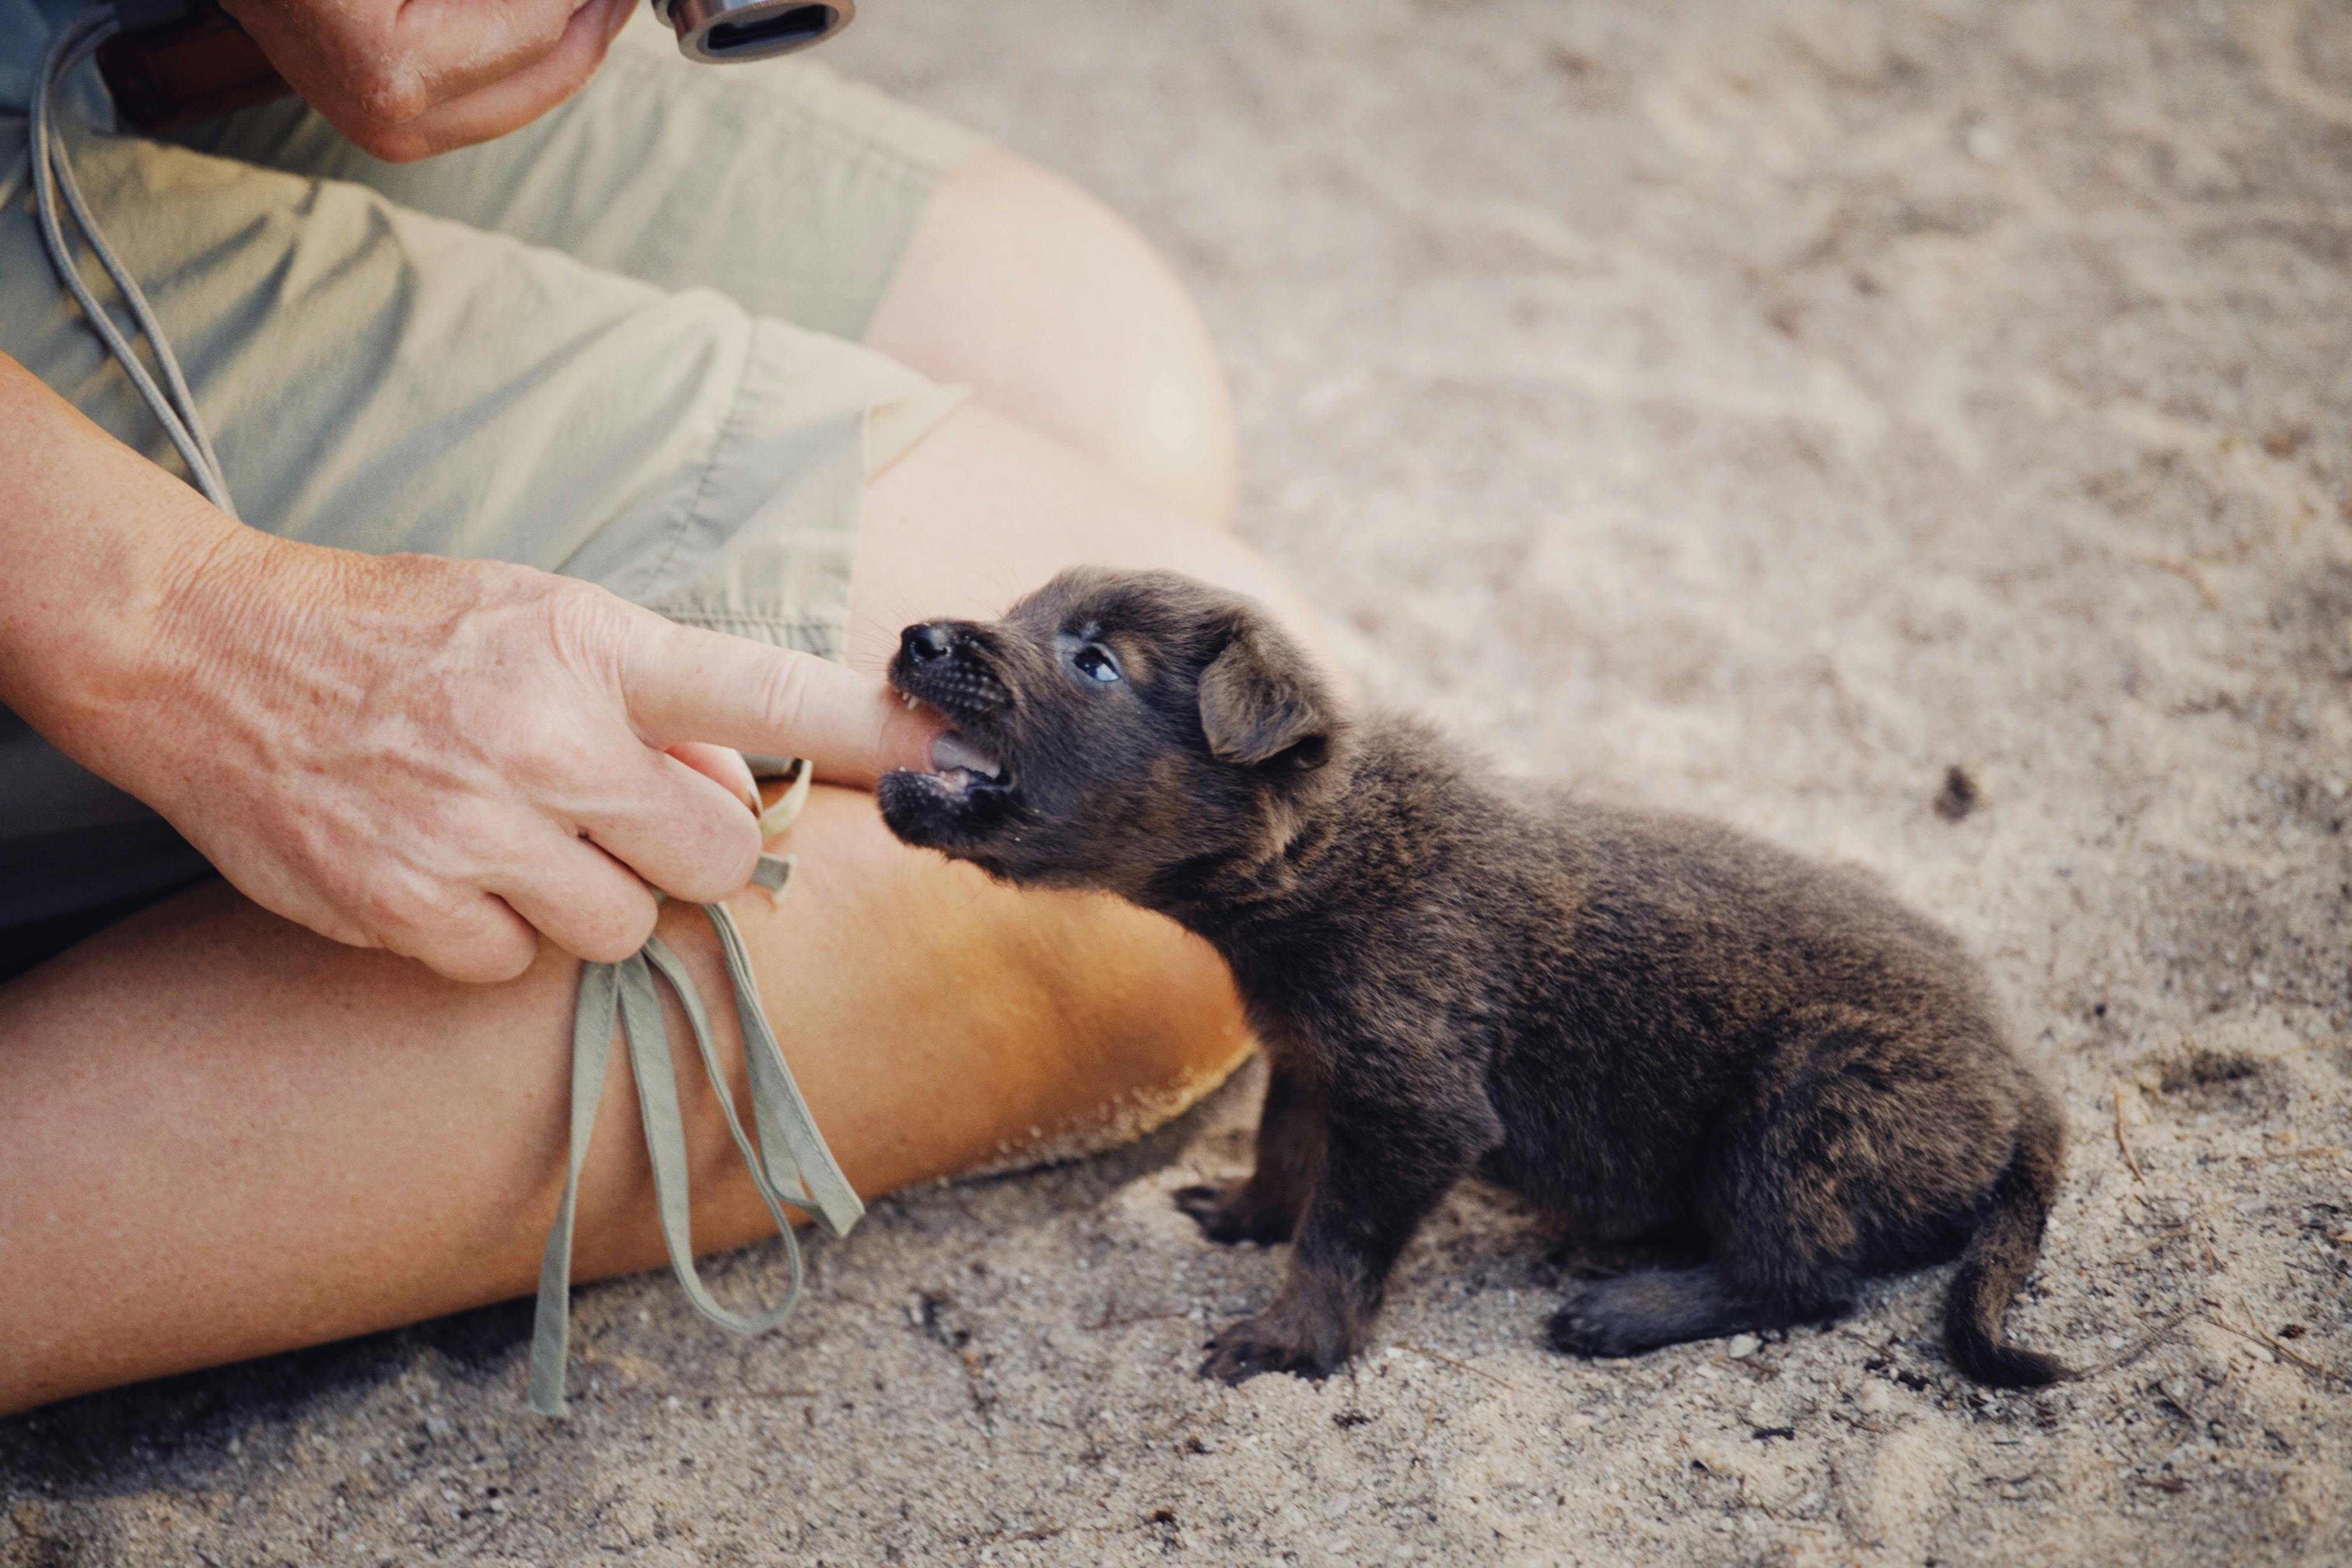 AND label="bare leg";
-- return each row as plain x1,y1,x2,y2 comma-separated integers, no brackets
867,150,1238,528
0,404,1311,1416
